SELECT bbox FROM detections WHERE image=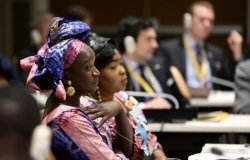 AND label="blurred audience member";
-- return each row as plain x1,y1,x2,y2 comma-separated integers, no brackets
0,85,40,160
116,16,189,108
65,5,93,26
0,54,20,85
235,59,250,114
30,12,54,49
18,12,54,82
157,1,240,90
